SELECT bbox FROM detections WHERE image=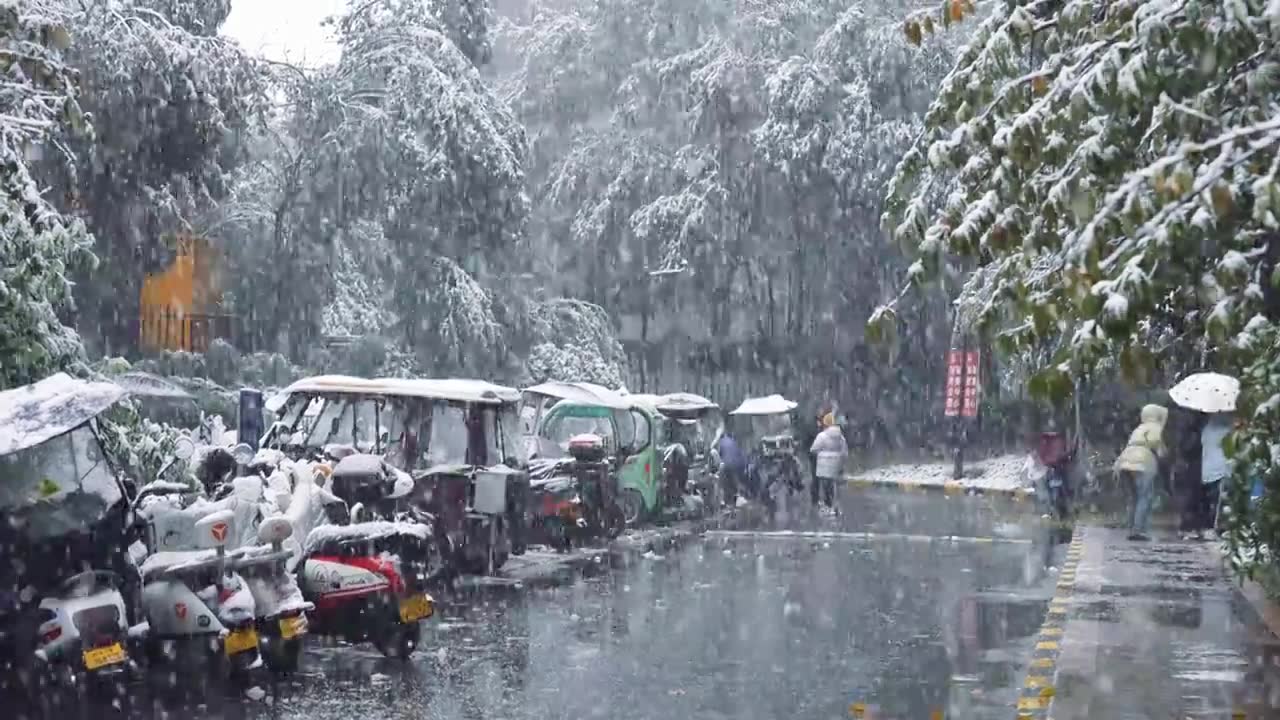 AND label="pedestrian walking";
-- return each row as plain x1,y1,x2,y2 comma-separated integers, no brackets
1190,412,1232,539
1113,403,1168,541
810,412,848,512
800,405,824,506
714,425,750,505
